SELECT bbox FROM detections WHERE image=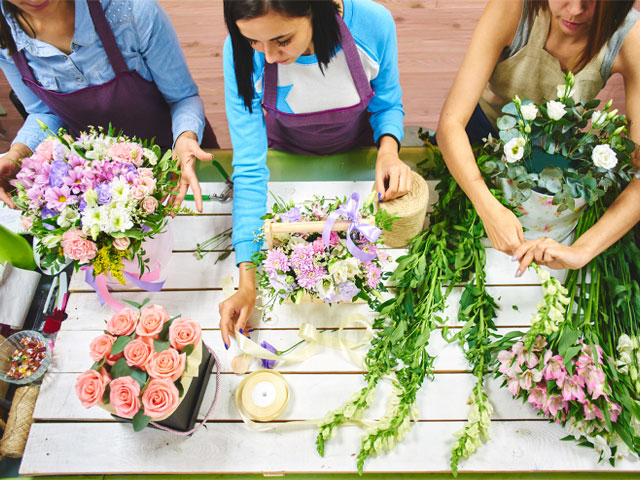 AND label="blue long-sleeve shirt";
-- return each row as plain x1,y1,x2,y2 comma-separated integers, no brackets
224,0,404,265
0,0,205,152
